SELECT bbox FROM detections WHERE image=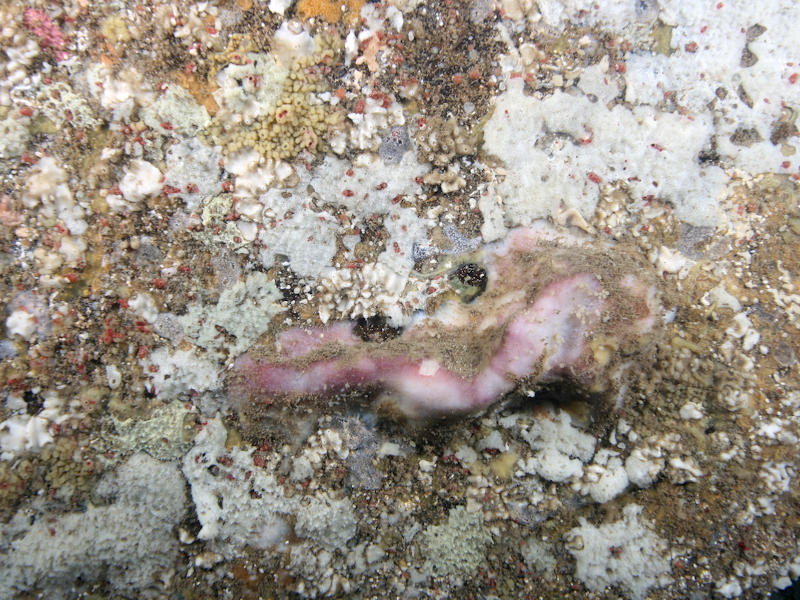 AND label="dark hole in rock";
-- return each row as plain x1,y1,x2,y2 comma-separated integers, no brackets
23,390,44,415
449,262,487,303
353,315,403,342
